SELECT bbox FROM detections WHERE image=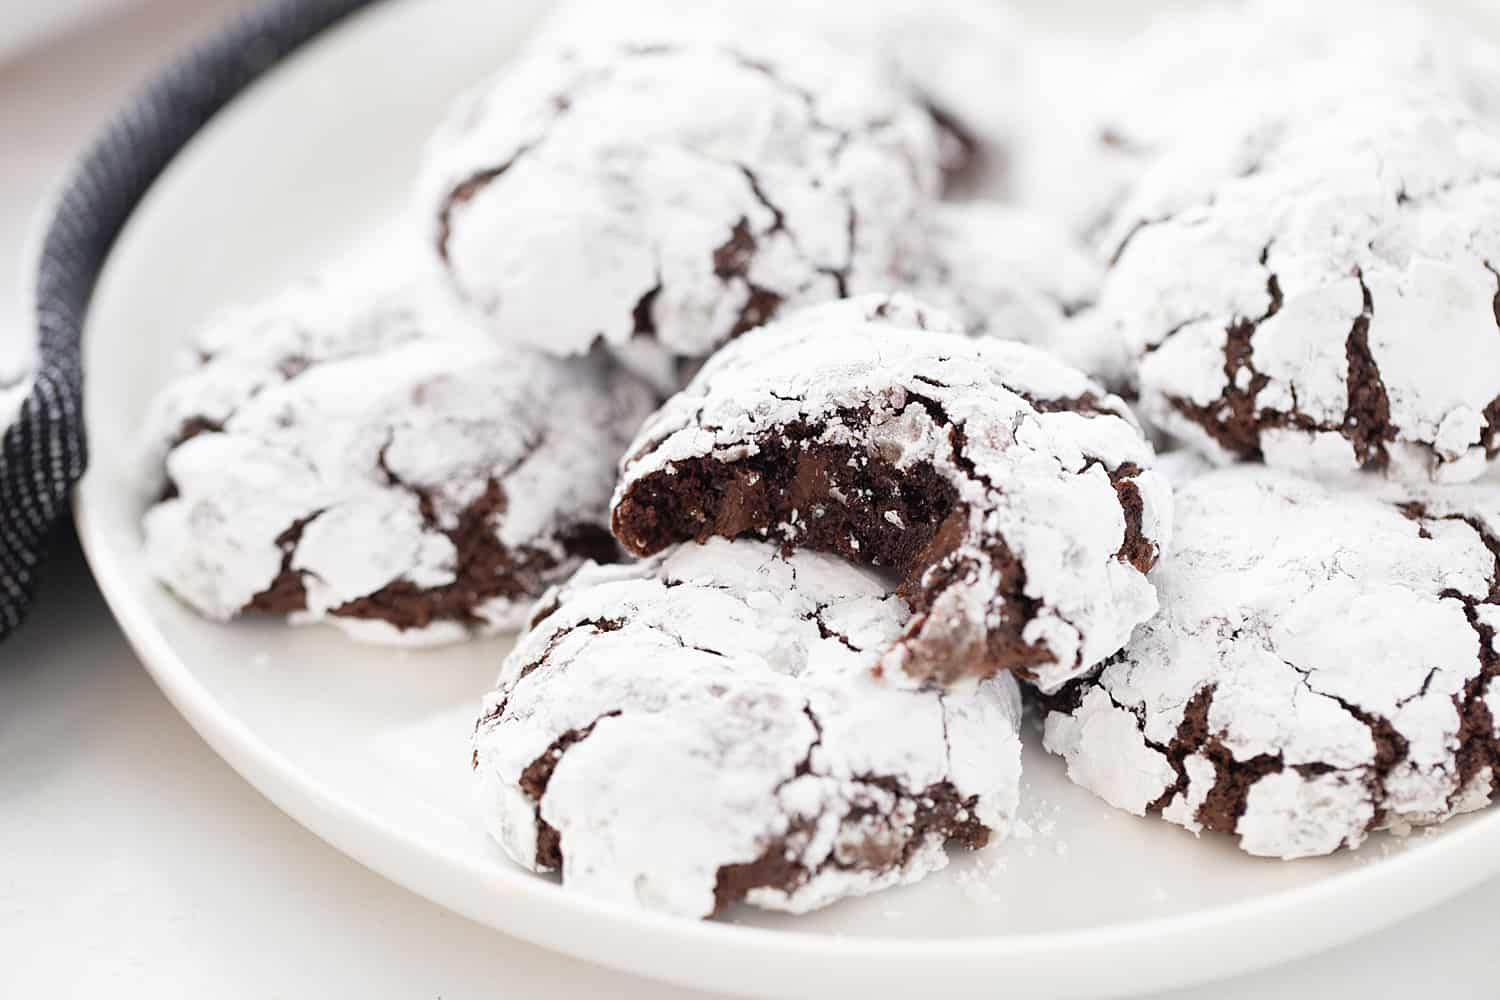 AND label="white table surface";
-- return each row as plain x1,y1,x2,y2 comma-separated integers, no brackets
4,4,1500,998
